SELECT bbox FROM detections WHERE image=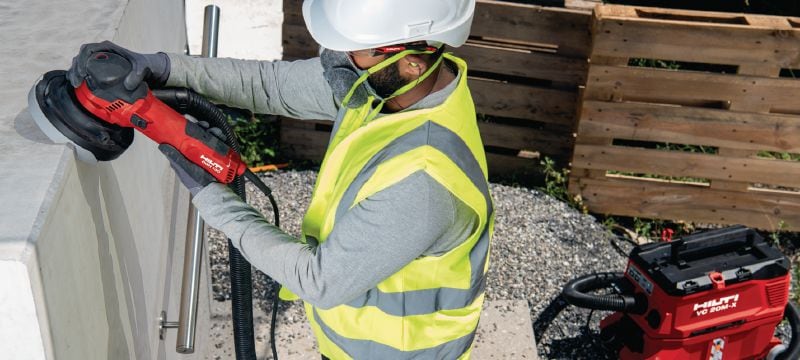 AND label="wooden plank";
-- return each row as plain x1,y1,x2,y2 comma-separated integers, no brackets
472,1,592,57
453,43,588,85
478,122,573,153
572,144,800,189
283,4,304,26
280,120,330,162
573,175,800,231
583,65,800,108
709,148,758,191
283,0,301,16
486,152,539,177
469,78,578,125
565,0,600,12
282,23,318,60
592,5,800,69
280,117,330,130
577,100,800,153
